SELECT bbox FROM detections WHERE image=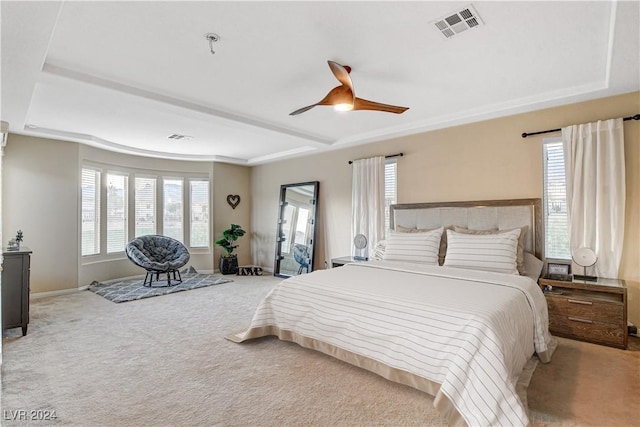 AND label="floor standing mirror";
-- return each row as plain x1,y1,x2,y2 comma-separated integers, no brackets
274,181,319,278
